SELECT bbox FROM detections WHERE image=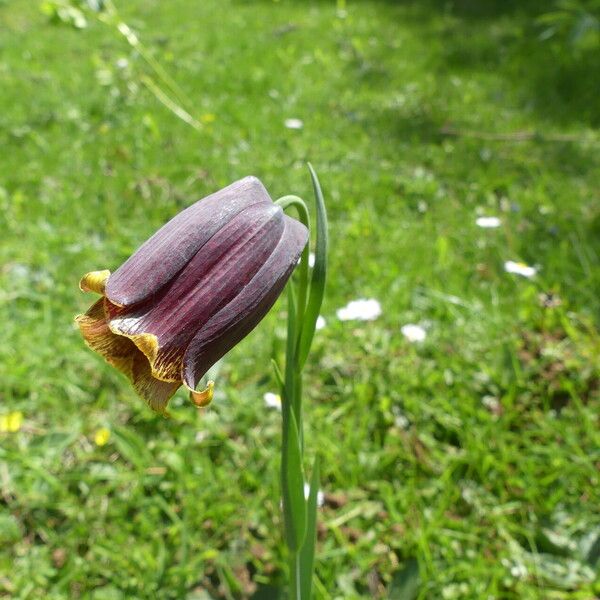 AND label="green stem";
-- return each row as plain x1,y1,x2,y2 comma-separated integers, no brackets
275,195,310,335
275,168,327,600
283,284,298,419
276,195,310,446
98,1,202,131
290,552,301,600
